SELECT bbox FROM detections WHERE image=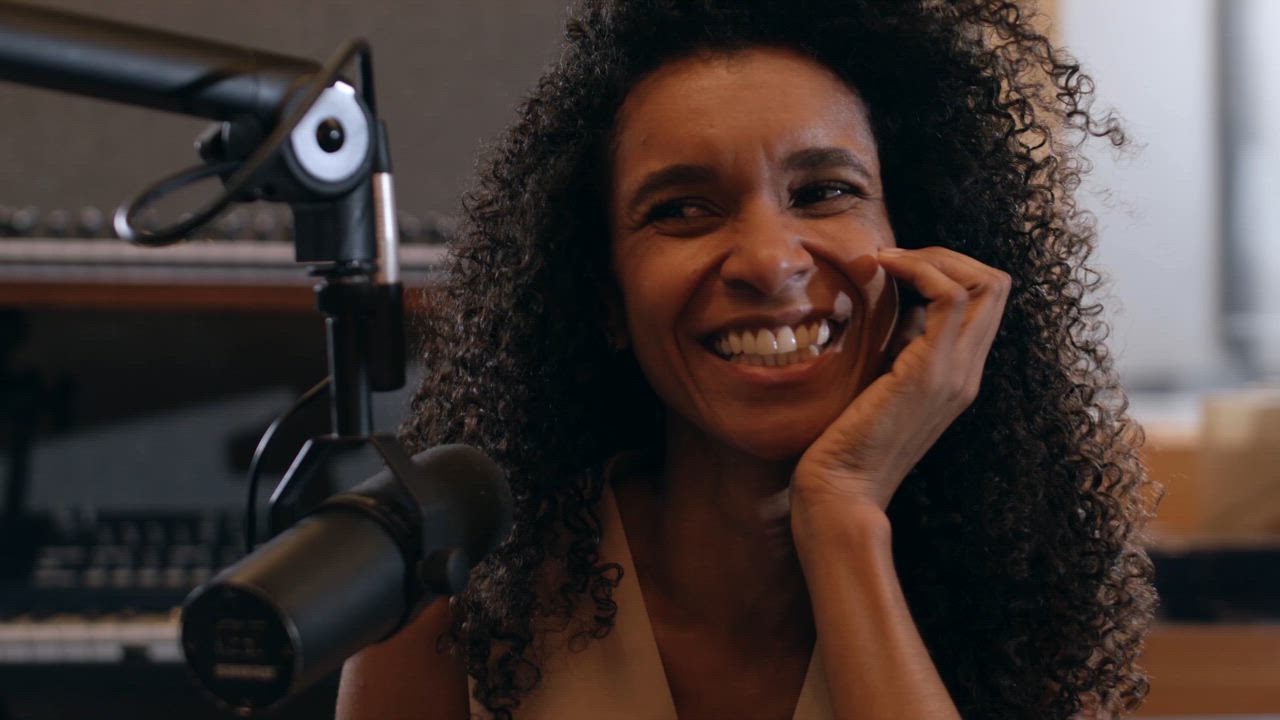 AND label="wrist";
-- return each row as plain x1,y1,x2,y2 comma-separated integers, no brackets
790,464,893,513
789,488,892,557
